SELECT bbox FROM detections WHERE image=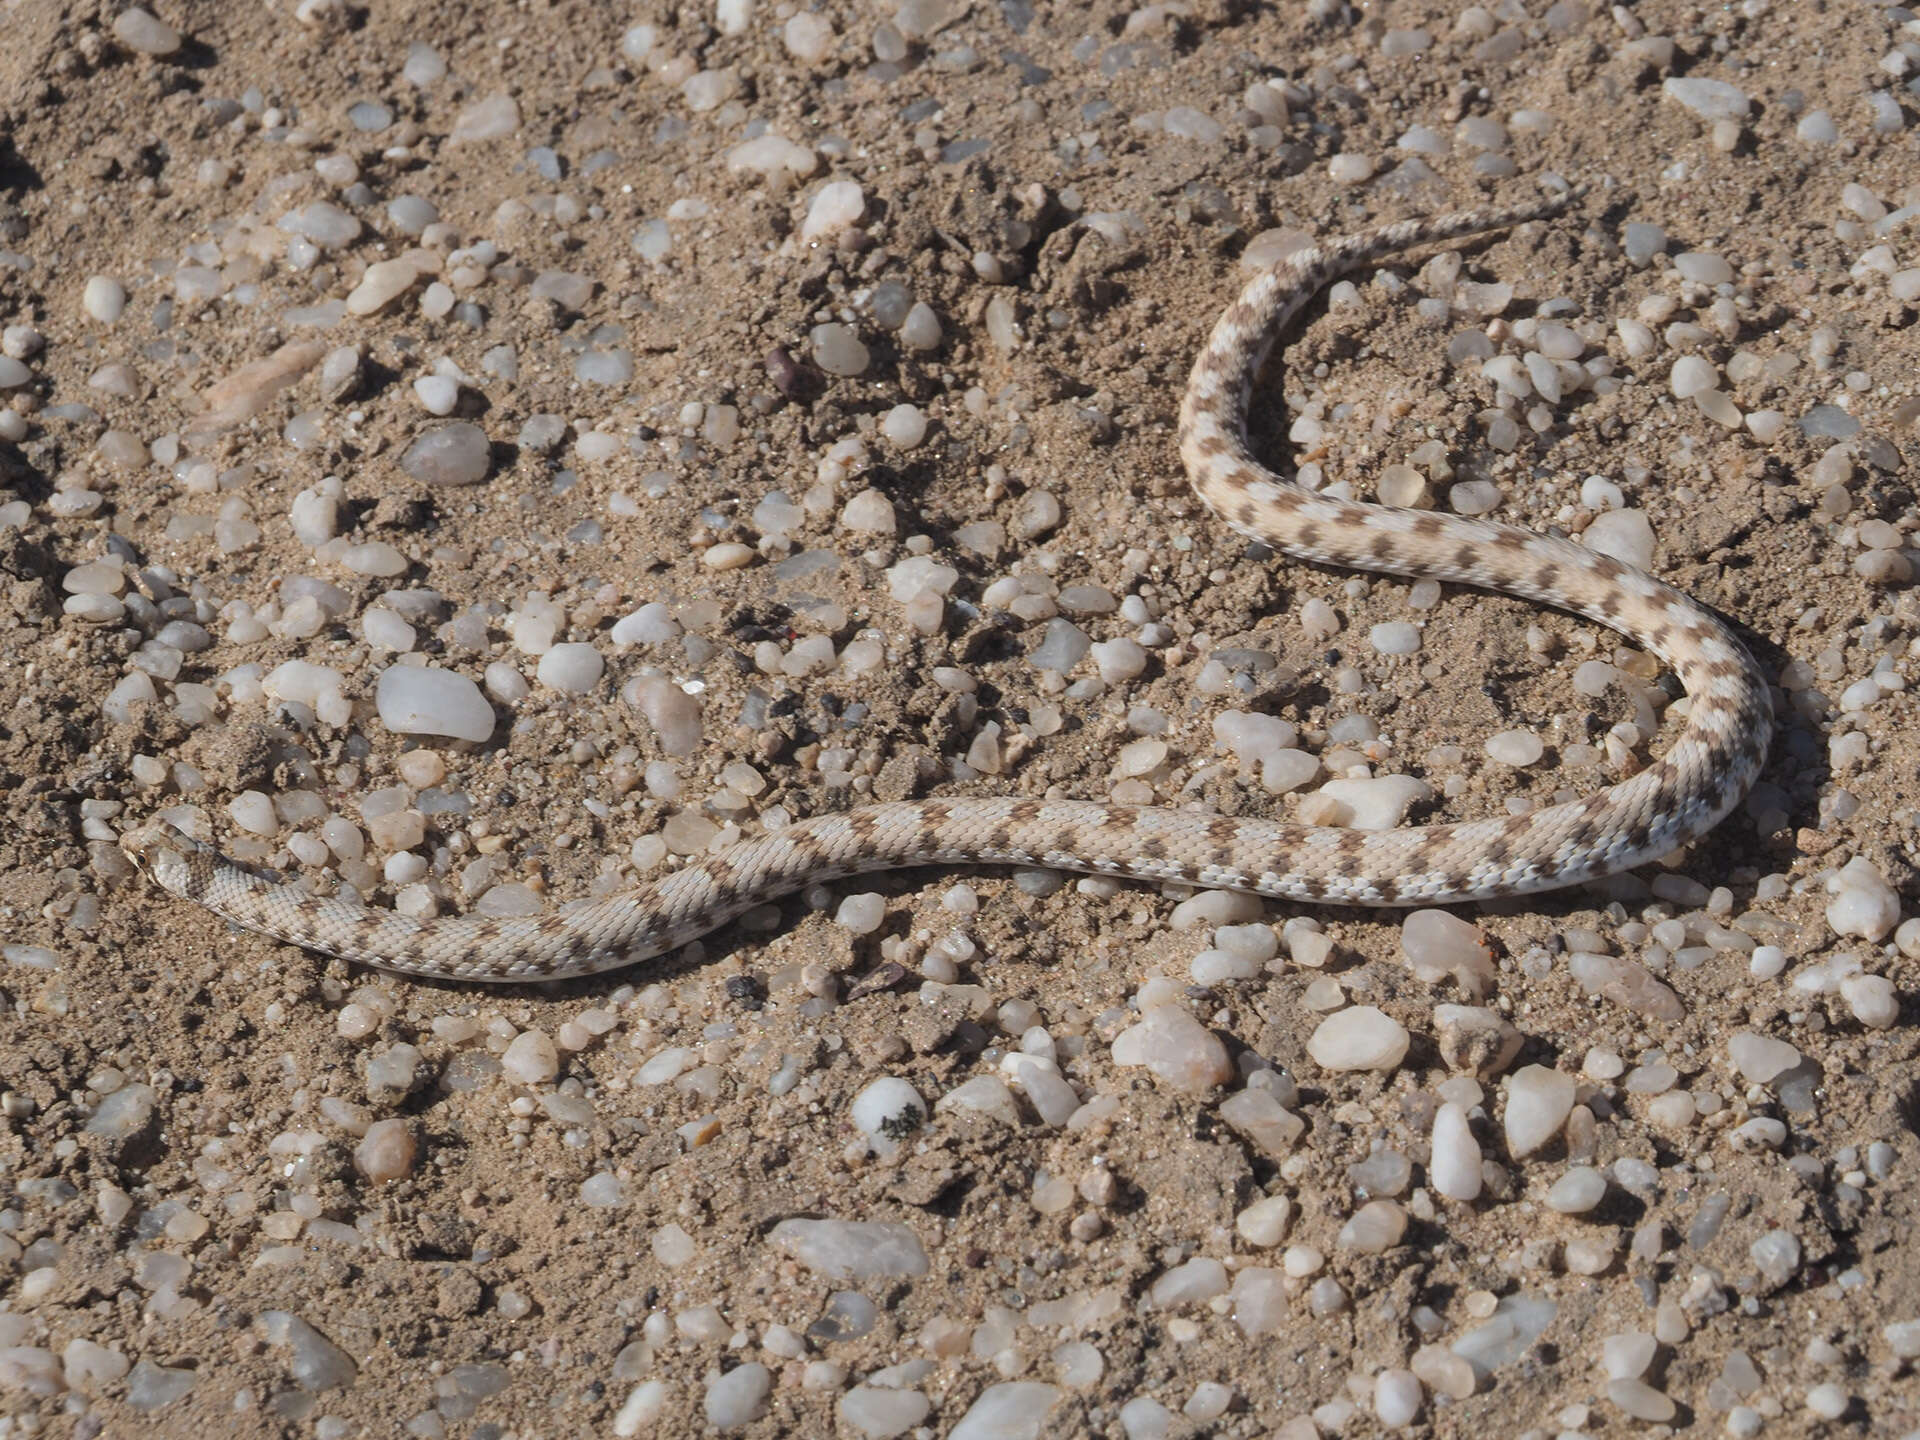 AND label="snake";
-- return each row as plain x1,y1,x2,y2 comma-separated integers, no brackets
120,189,1773,983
